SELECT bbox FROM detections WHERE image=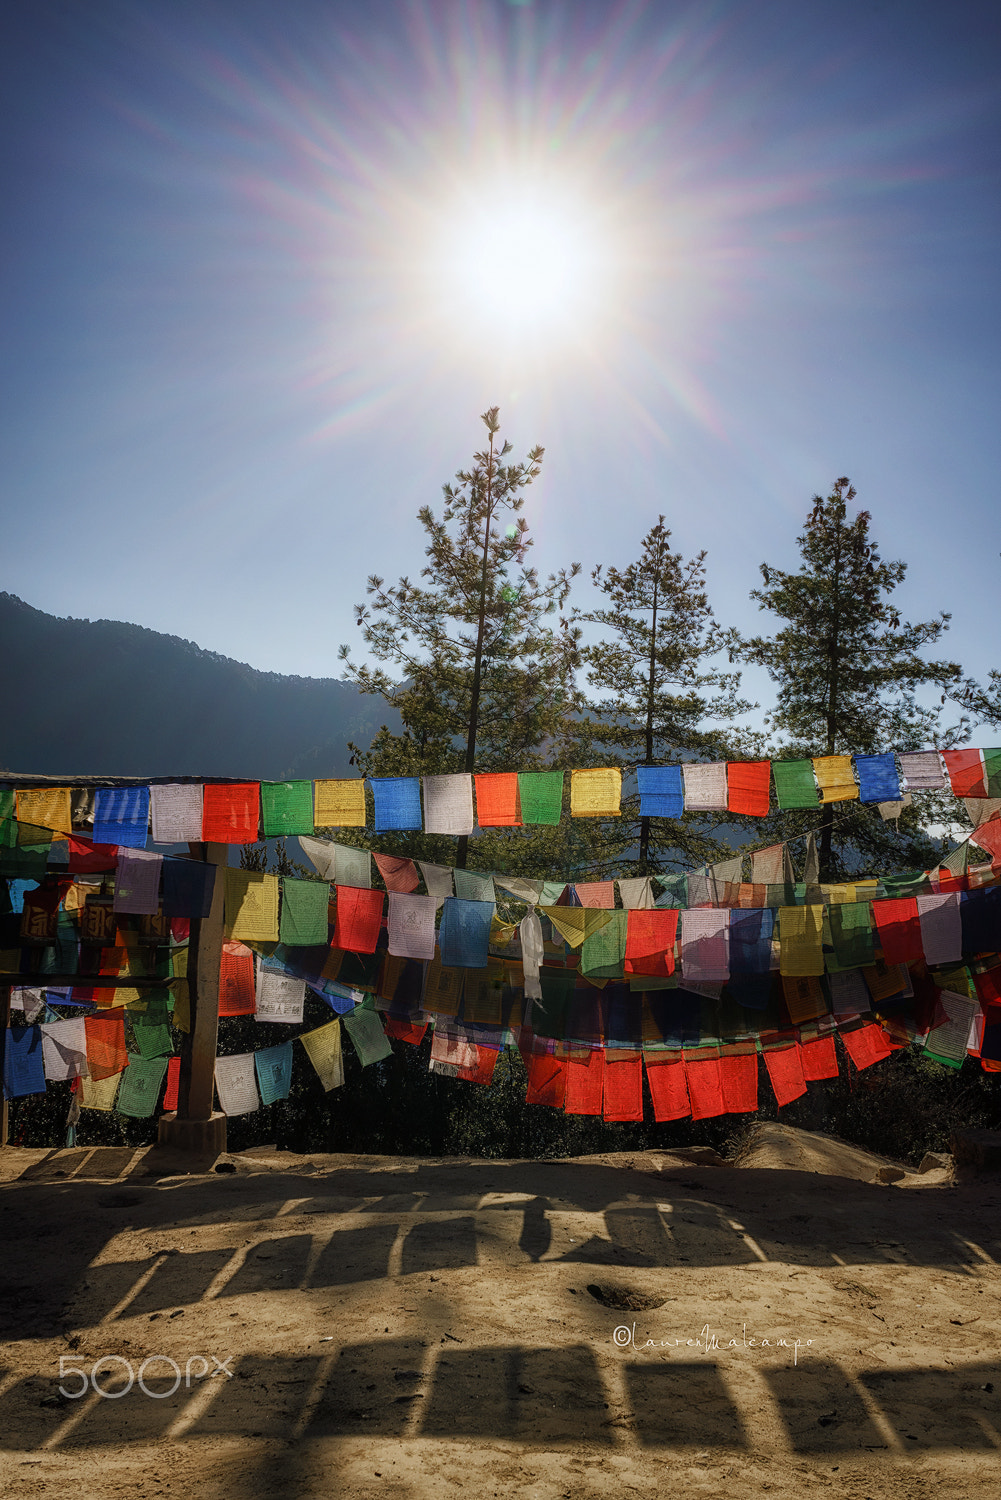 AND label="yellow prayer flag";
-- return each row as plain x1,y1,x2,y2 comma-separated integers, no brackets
224,869,280,941
778,905,825,976
423,952,463,1017
781,975,828,1023
15,787,73,834
812,755,859,804
299,1018,344,1091
170,980,191,1032
539,906,614,949
79,1072,123,1111
570,768,621,817
313,779,367,827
